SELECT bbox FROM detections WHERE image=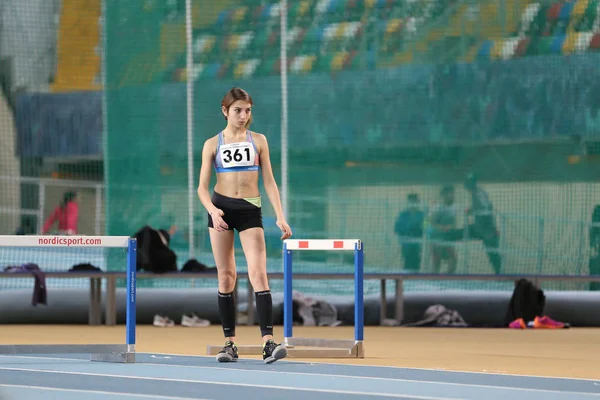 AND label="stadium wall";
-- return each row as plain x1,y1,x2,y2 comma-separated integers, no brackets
0,0,60,91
